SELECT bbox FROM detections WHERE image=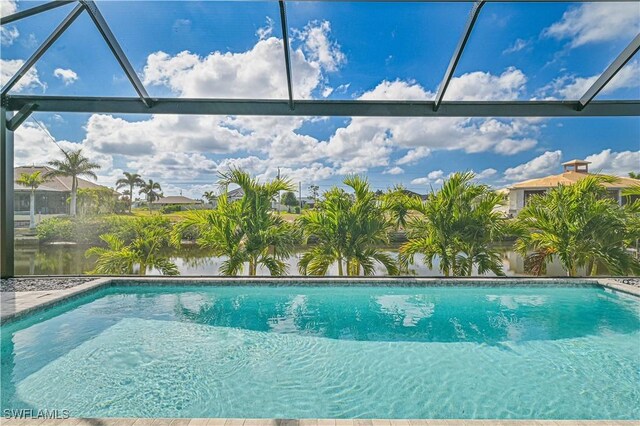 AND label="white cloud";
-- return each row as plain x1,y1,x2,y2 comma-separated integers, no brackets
1,1,19,46
10,21,550,197
256,17,274,40
504,150,563,181
476,168,498,180
322,86,334,97
383,166,404,175
53,68,78,85
445,67,527,101
13,122,113,181
335,83,350,93
585,149,640,176
396,147,431,165
543,3,640,48
503,38,531,54
1,26,19,46
325,68,537,173
494,138,538,155
0,59,46,92
543,61,640,100
143,21,343,100
411,170,444,186
294,21,346,72
1,0,17,15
